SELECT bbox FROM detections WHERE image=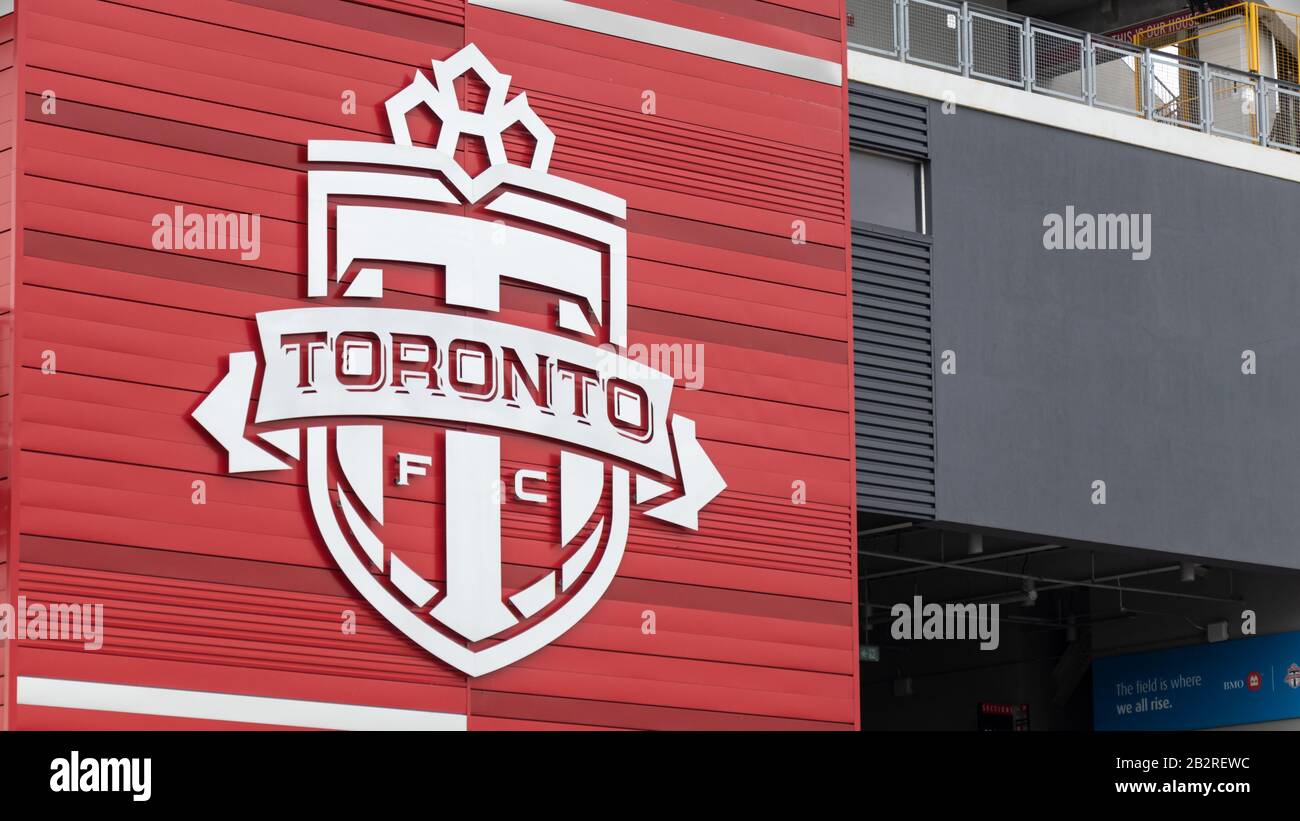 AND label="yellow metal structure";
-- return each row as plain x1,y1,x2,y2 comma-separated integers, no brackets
1131,3,1300,83
1248,2,1259,73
